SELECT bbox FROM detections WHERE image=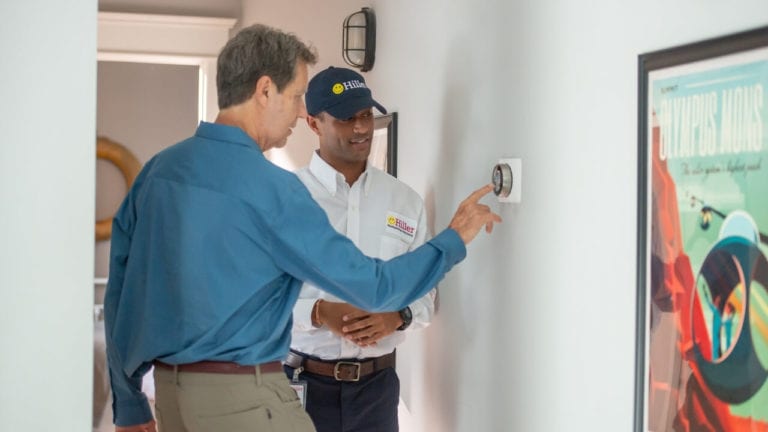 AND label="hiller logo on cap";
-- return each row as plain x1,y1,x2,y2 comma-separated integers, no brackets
331,80,368,95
